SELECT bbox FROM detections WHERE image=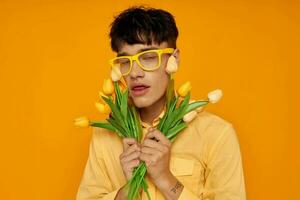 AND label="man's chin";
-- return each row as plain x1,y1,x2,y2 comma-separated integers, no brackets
132,98,152,109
